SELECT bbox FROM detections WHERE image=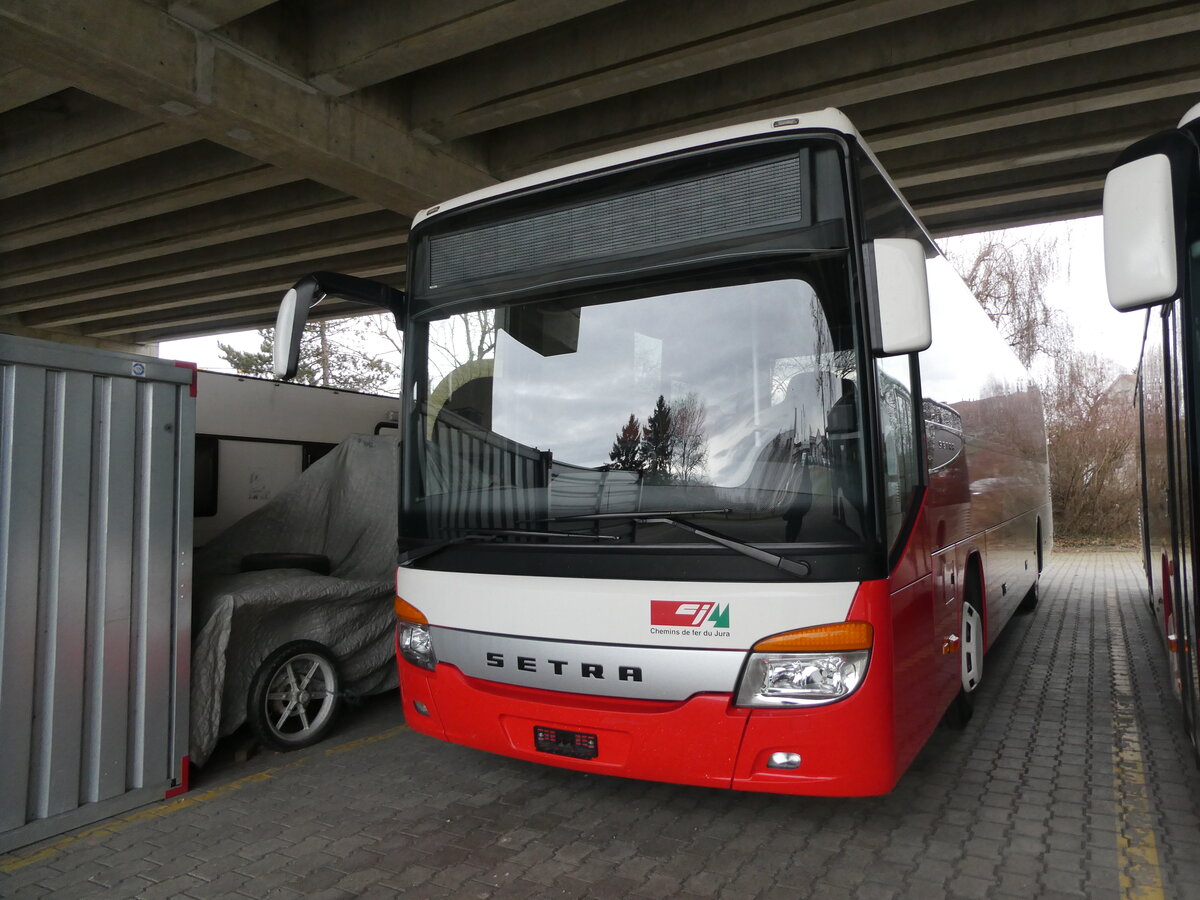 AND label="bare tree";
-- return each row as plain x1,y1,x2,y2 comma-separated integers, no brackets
428,311,496,381
944,231,1071,367
945,229,1140,542
366,313,404,367
1041,350,1139,541
671,392,709,485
